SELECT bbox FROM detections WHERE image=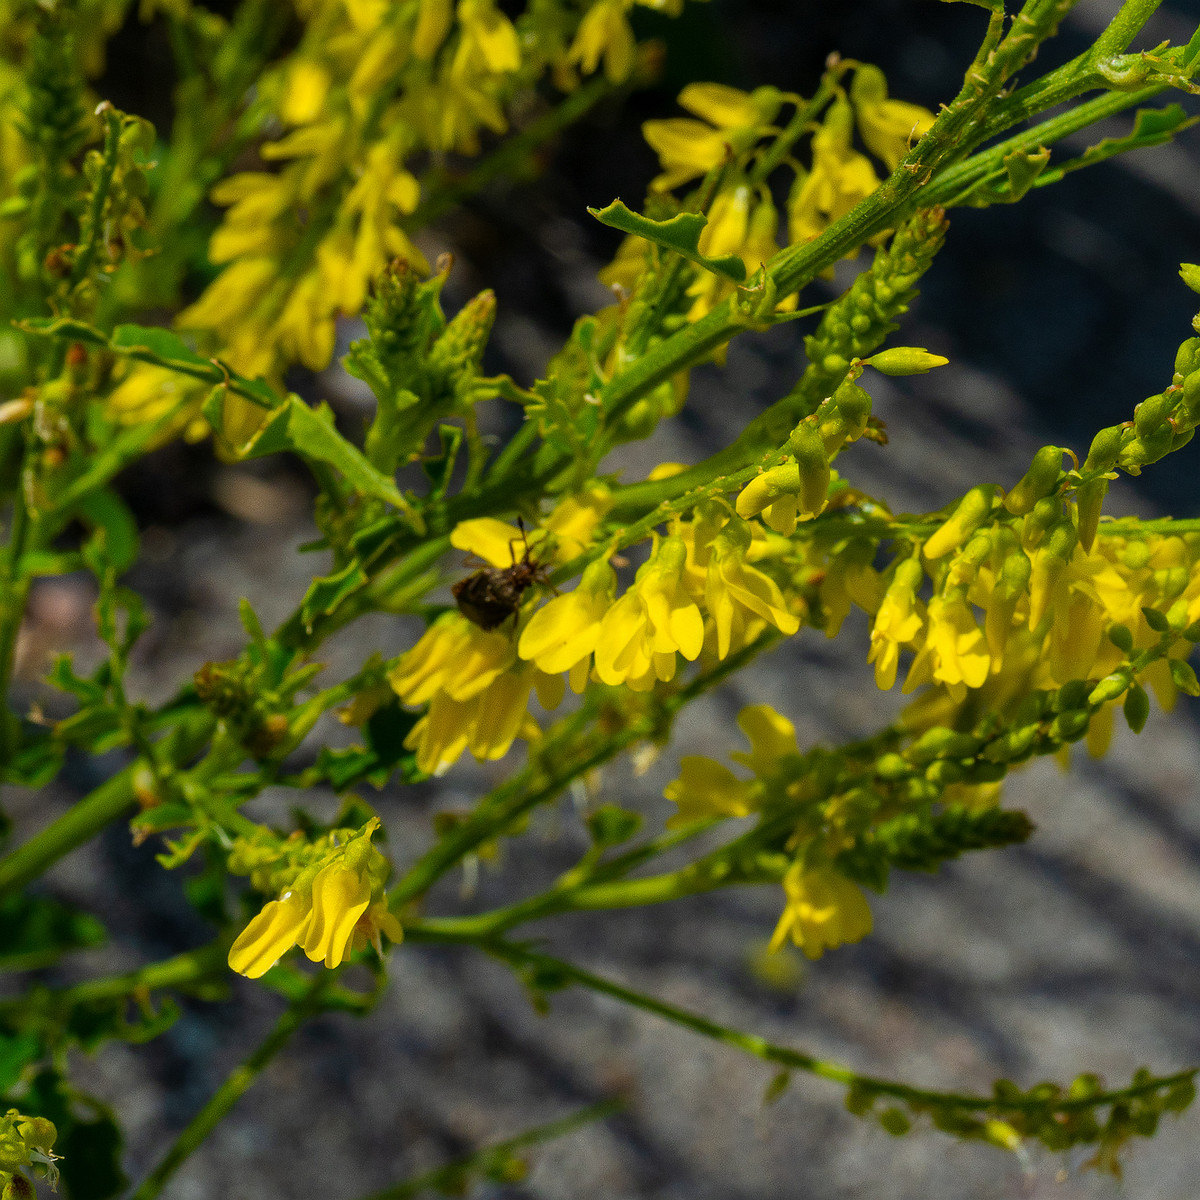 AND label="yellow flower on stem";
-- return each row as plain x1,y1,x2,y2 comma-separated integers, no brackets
594,536,705,689
729,703,800,778
867,557,925,690
643,82,781,191
518,558,617,689
664,756,758,827
850,64,936,171
228,819,400,978
788,100,880,246
568,0,636,83
769,863,873,958
704,517,801,659
903,592,990,700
